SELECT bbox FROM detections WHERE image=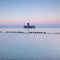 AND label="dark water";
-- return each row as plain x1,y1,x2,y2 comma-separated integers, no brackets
0,28,60,60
